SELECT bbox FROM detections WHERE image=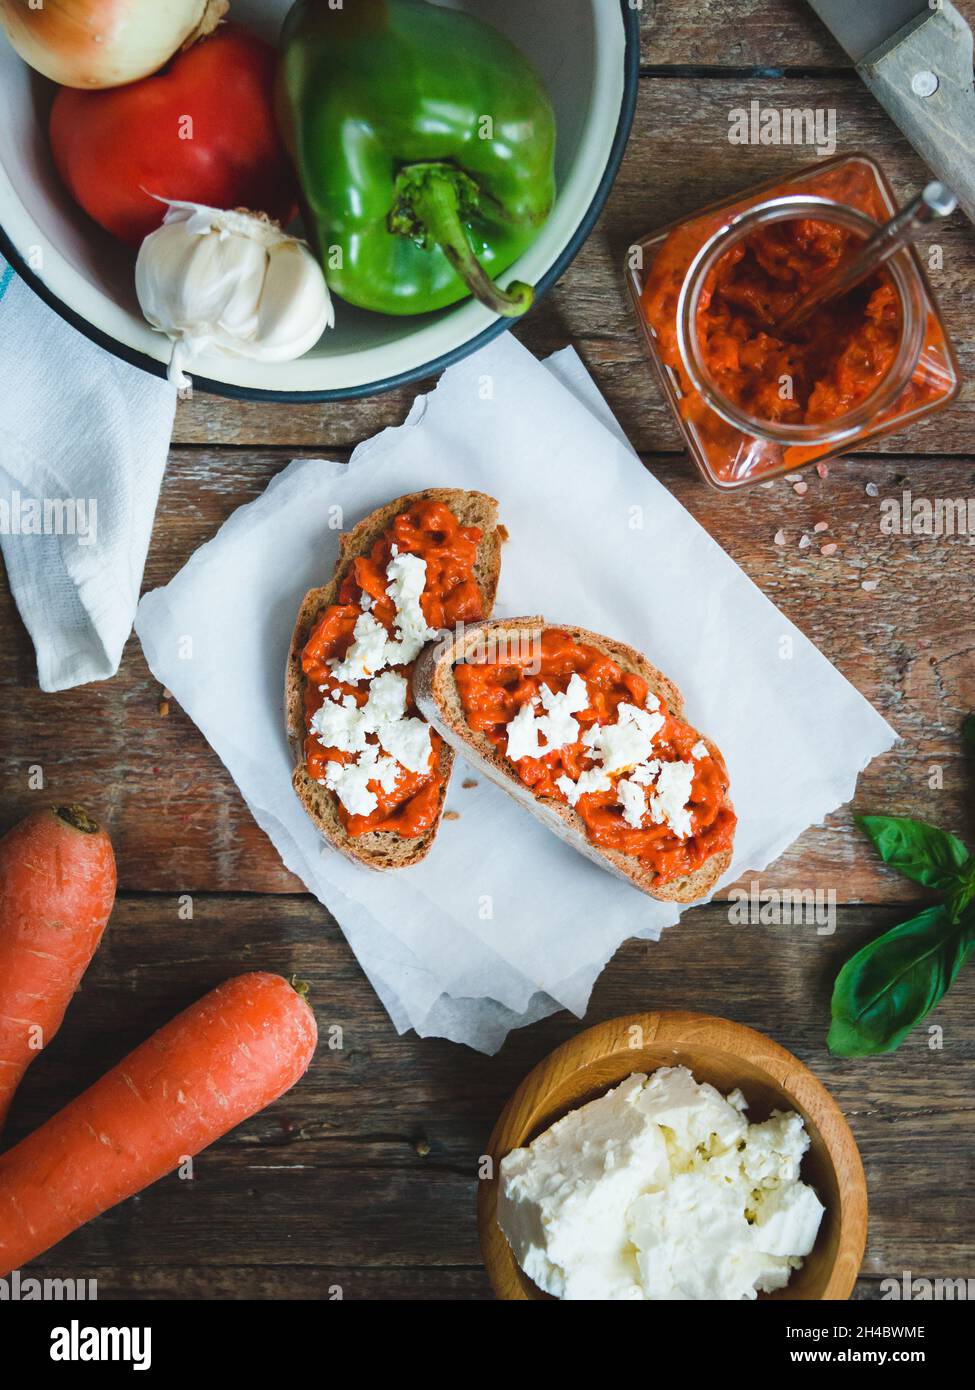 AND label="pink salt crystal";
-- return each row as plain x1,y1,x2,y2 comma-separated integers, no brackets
813,520,829,533
816,462,830,478
774,529,787,546
793,481,808,495
820,542,838,556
